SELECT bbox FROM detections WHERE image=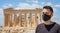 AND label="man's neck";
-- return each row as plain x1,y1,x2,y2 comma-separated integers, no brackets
44,20,52,25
